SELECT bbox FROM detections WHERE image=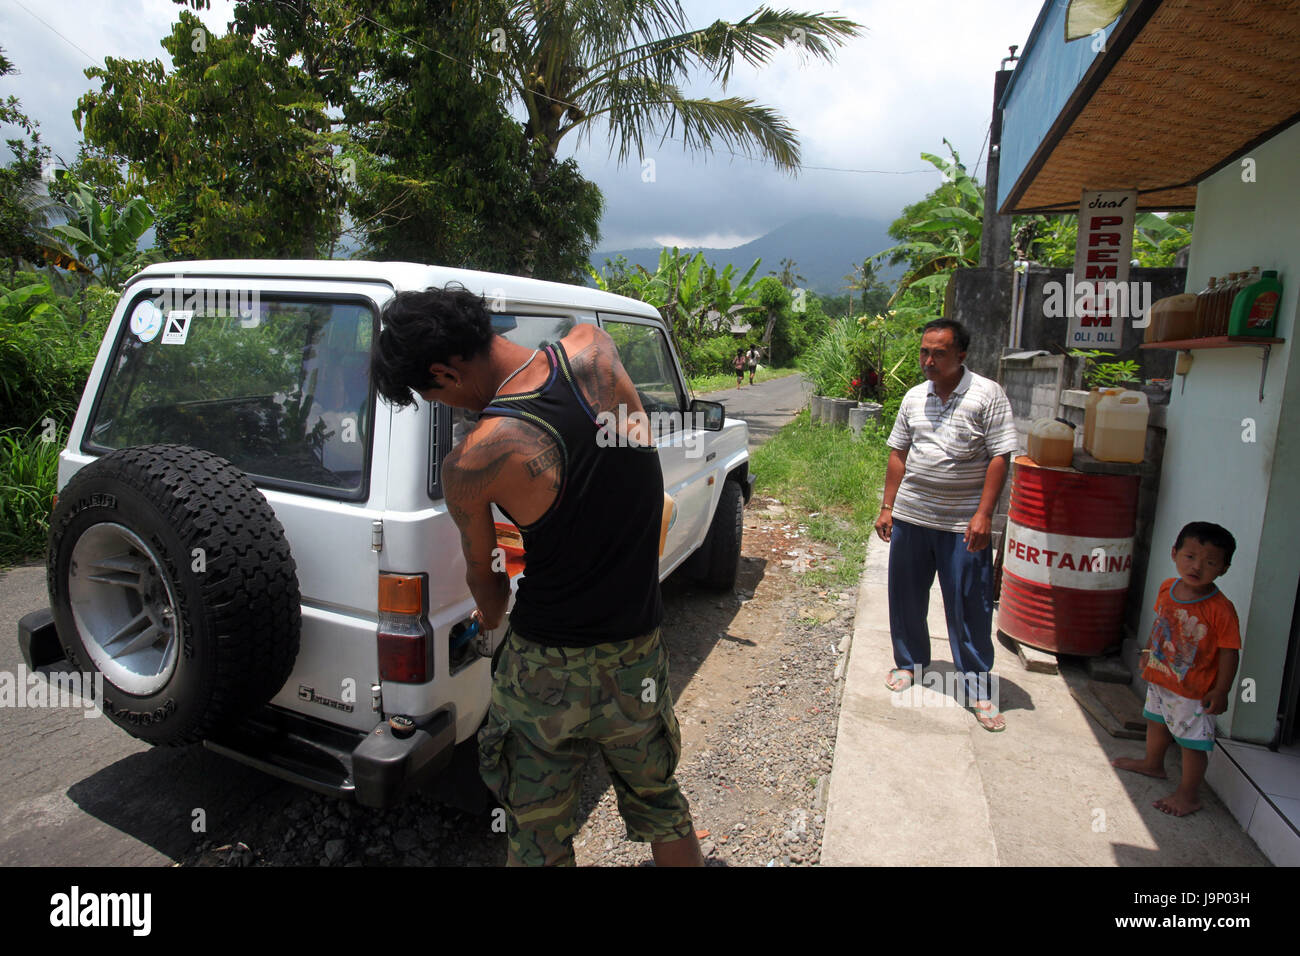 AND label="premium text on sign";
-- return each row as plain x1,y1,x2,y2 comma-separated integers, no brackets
1068,188,1138,350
